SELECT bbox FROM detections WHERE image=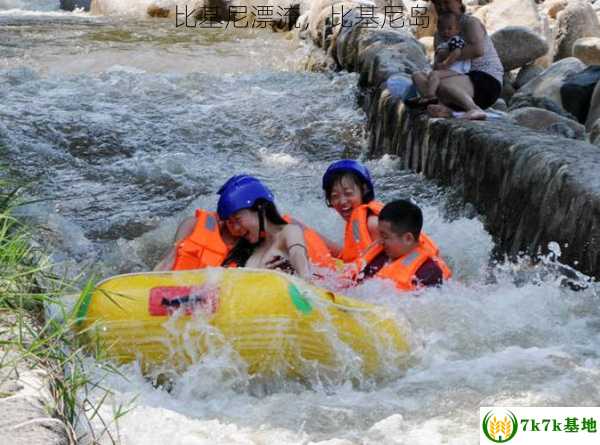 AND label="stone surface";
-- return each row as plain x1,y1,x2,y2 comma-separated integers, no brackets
560,65,600,123
554,0,600,61
474,0,542,34
508,94,576,120
509,107,585,139
588,117,600,145
491,26,549,71
515,57,586,108
514,64,545,90
0,313,70,445
585,80,600,130
546,0,568,19
573,36,600,64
